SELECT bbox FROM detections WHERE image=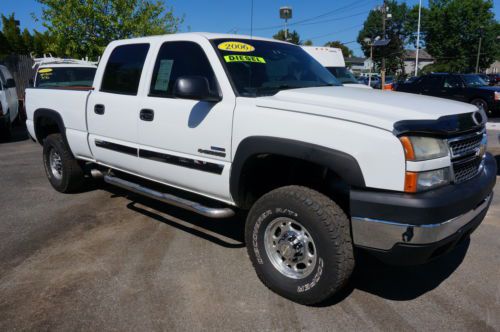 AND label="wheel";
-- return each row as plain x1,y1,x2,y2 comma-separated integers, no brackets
245,185,354,305
471,98,490,116
0,116,12,141
43,133,85,193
